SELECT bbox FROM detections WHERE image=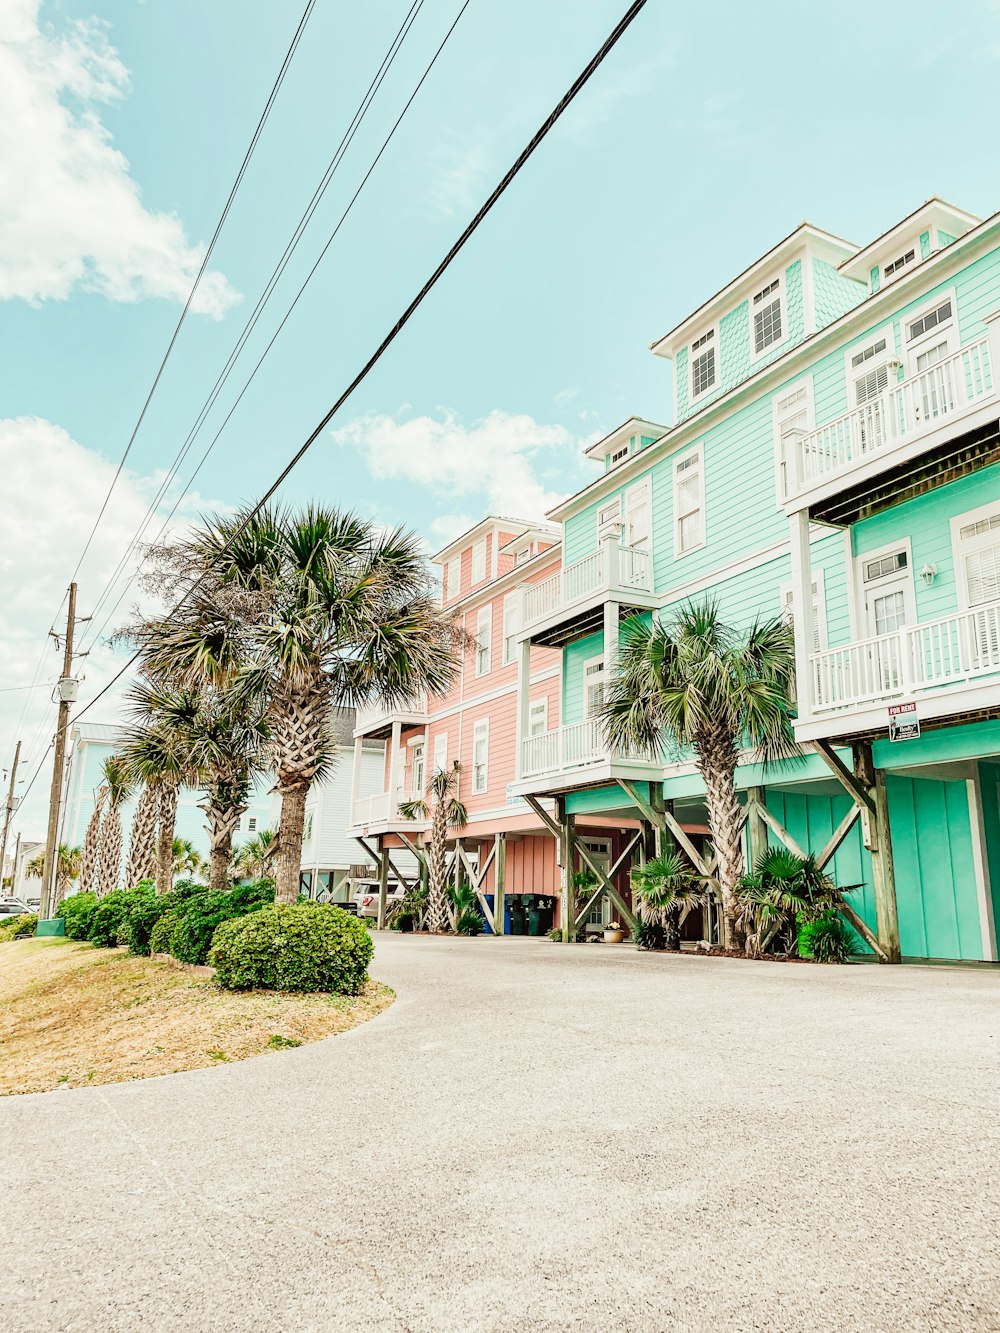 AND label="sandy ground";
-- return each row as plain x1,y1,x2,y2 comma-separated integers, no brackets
1,934,998,1332
0,938,393,1095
